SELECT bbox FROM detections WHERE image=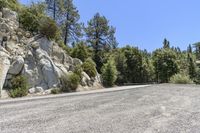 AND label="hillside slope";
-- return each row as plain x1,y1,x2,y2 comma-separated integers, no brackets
0,8,102,98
